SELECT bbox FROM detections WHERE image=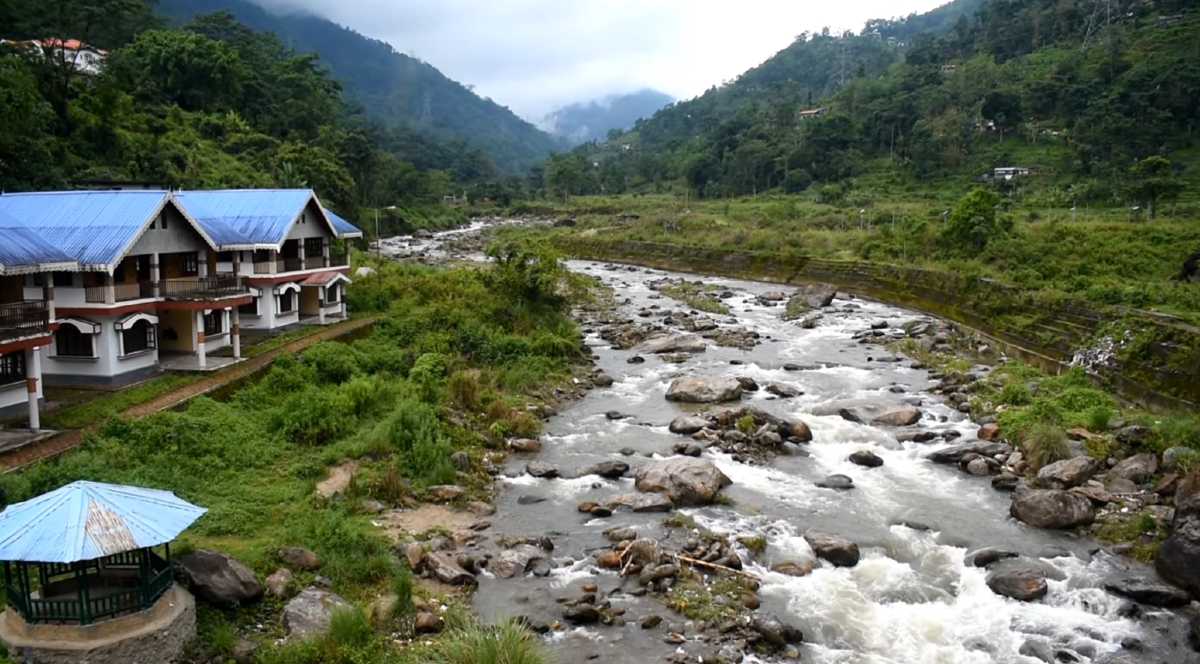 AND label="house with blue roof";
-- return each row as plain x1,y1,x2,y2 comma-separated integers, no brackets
174,189,362,331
